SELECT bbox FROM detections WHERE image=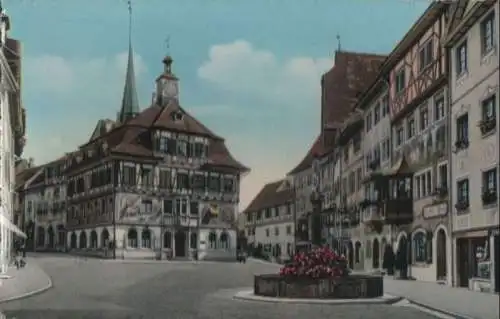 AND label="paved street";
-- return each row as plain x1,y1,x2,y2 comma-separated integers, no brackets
0,255,439,319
